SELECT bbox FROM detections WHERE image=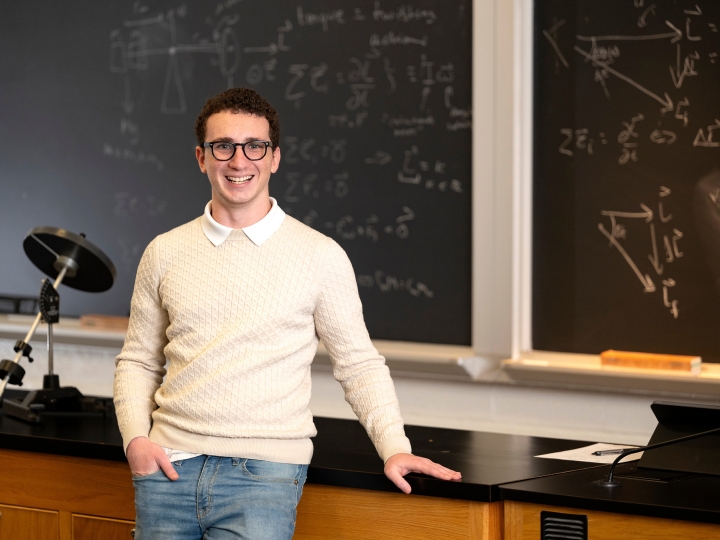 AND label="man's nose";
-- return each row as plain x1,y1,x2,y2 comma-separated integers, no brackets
229,147,250,166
